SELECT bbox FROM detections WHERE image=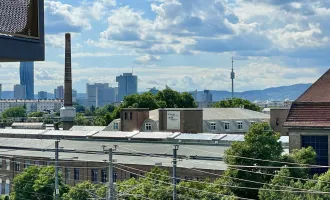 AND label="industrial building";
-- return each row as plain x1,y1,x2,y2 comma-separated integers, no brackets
0,128,289,195
106,108,270,134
